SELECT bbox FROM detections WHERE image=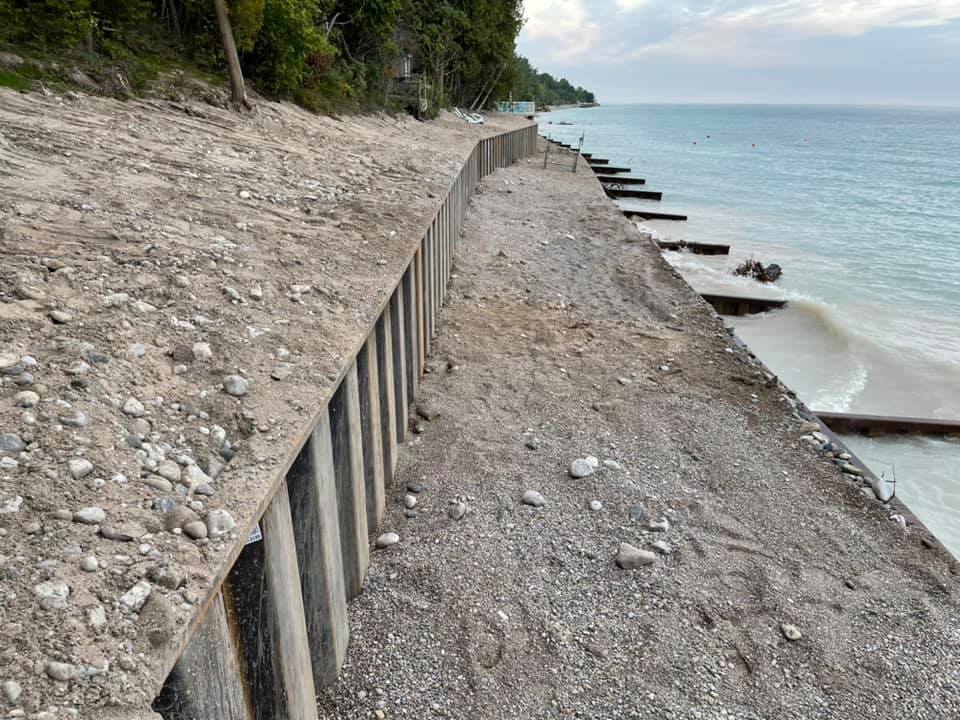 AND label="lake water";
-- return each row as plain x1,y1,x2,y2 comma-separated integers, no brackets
538,103,960,558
